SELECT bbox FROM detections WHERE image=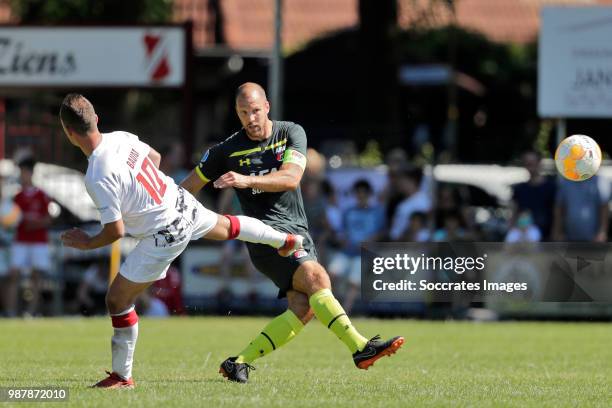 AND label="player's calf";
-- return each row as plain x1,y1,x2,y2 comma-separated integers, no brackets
293,263,405,366
287,290,315,325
